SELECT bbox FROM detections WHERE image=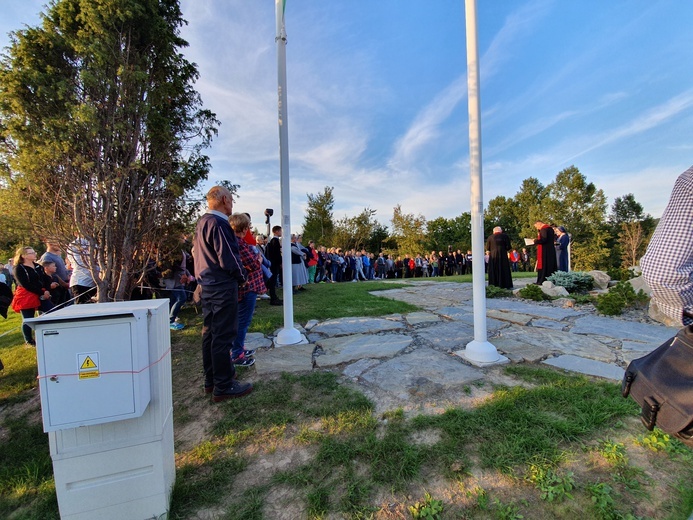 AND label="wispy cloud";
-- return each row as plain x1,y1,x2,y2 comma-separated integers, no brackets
565,88,693,162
